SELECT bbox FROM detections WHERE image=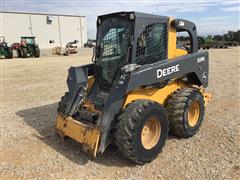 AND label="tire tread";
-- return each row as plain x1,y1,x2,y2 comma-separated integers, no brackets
167,88,204,138
114,100,168,164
